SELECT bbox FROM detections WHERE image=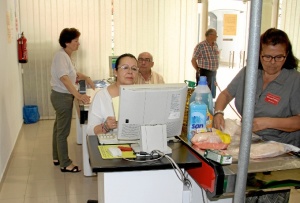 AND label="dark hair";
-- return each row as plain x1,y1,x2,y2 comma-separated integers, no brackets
59,28,81,48
115,53,137,70
258,28,299,70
